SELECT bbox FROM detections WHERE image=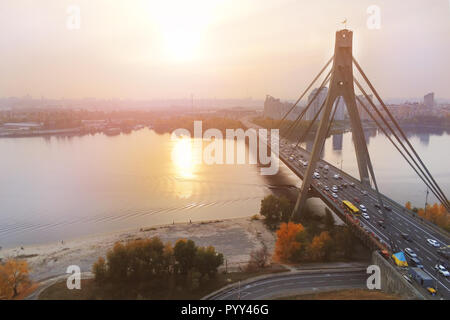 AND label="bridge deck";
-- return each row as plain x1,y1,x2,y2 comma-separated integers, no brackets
242,118,450,299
